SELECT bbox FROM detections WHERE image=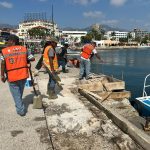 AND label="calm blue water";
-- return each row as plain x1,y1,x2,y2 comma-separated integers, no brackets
91,48,150,102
